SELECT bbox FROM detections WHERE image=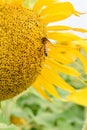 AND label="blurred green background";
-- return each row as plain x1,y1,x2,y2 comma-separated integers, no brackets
0,87,85,130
